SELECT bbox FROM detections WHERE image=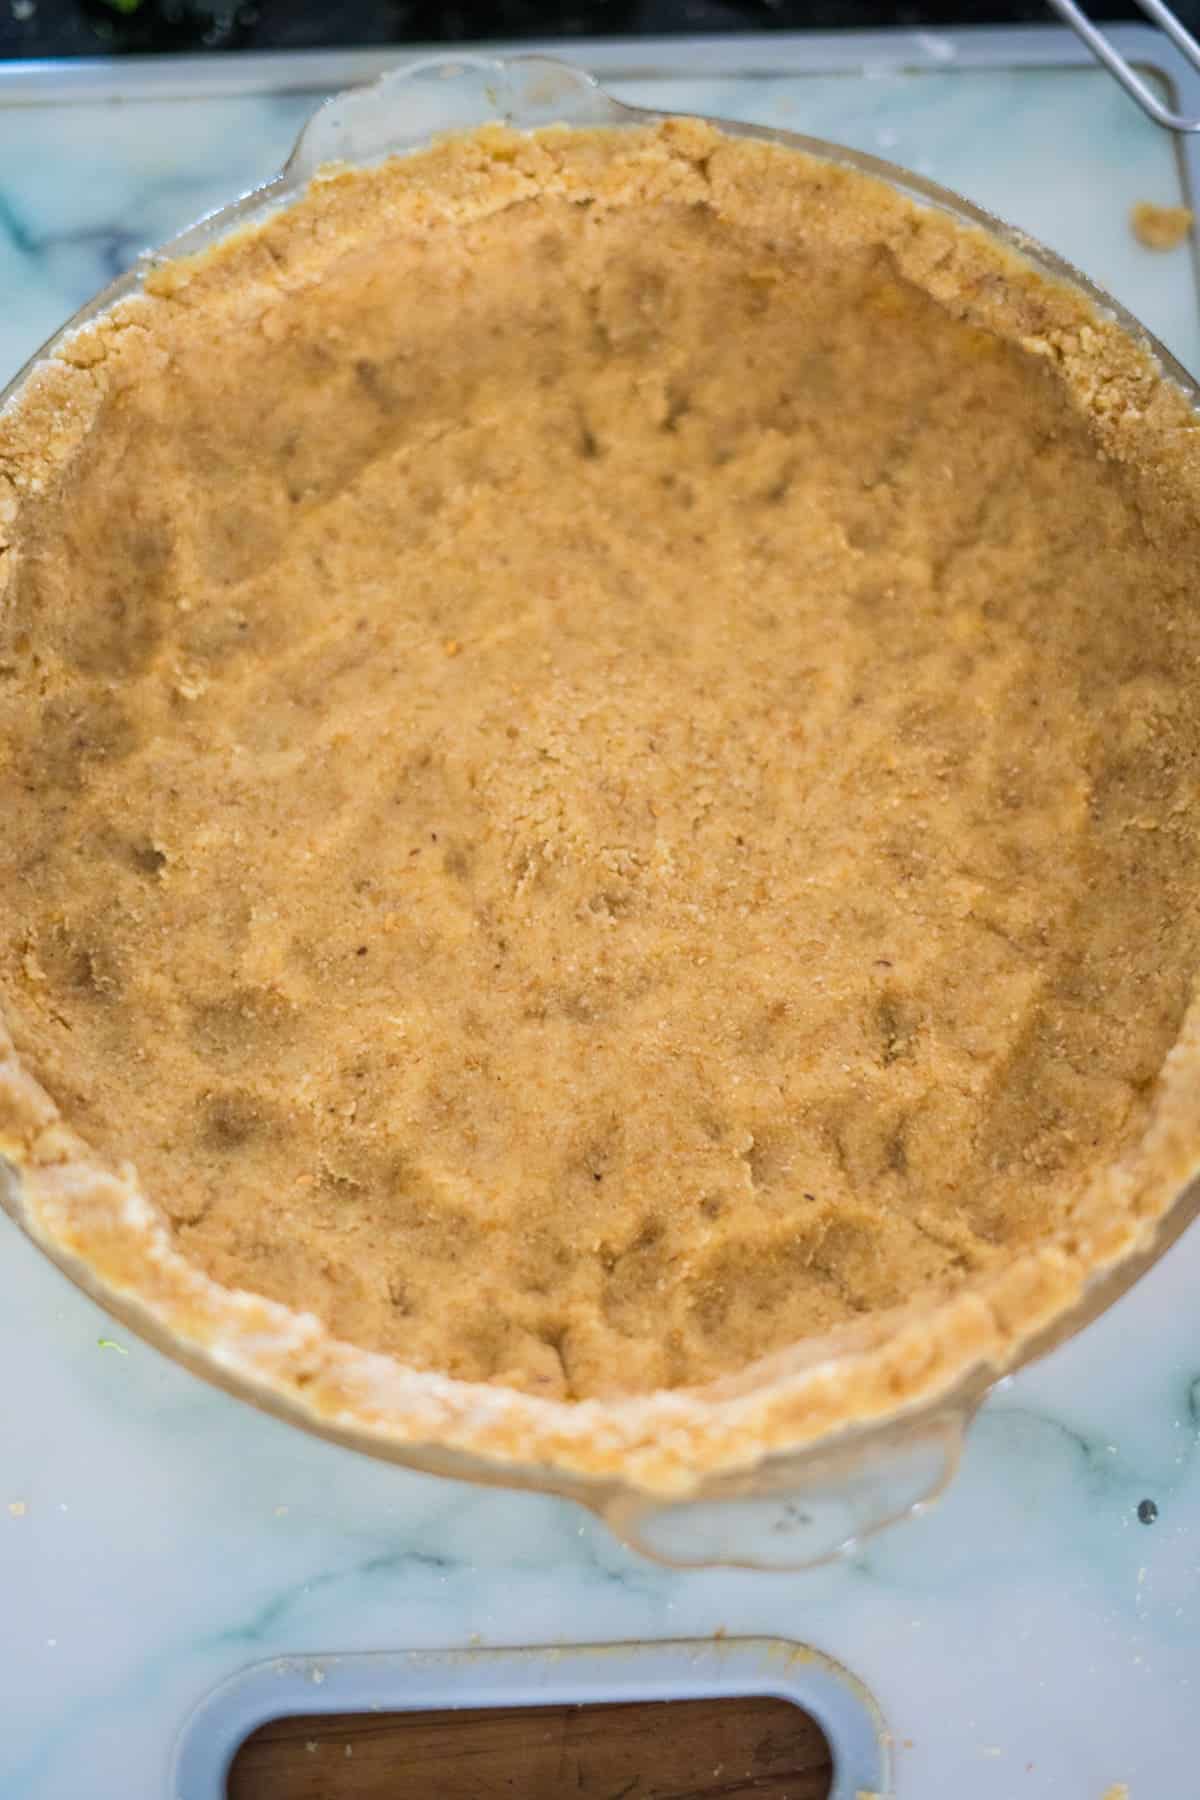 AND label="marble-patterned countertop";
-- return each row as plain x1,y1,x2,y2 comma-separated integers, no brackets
2,32,1199,1800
